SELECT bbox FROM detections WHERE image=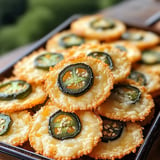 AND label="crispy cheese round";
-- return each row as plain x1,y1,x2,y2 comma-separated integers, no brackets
29,104,102,160
0,77,47,112
128,68,160,96
96,80,154,122
89,122,143,160
45,56,114,112
121,29,159,50
109,41,141,63
71,14,126,41
67,44,131,84
46,30,99,52
0,111,31,146
13,48,65,84
133,46,160,76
